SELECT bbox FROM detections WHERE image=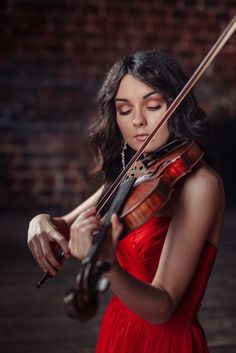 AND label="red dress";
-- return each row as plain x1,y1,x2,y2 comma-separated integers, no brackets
96,217,217,353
